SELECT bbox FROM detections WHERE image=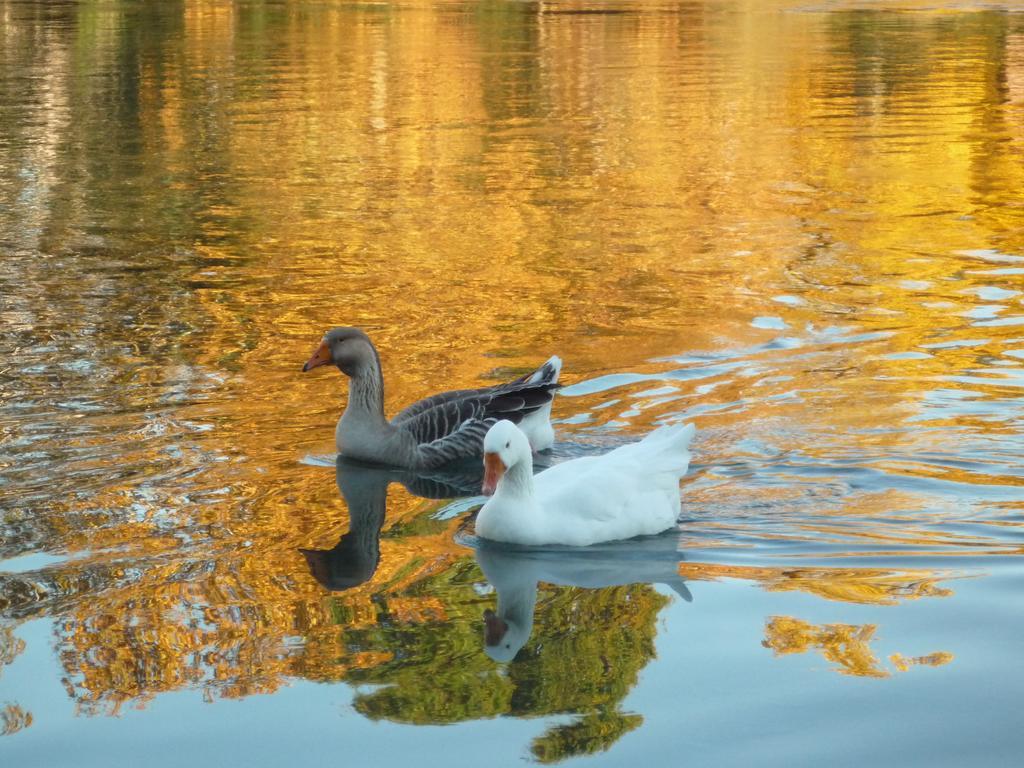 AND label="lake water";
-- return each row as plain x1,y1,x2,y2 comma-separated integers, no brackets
2,1,1023,765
